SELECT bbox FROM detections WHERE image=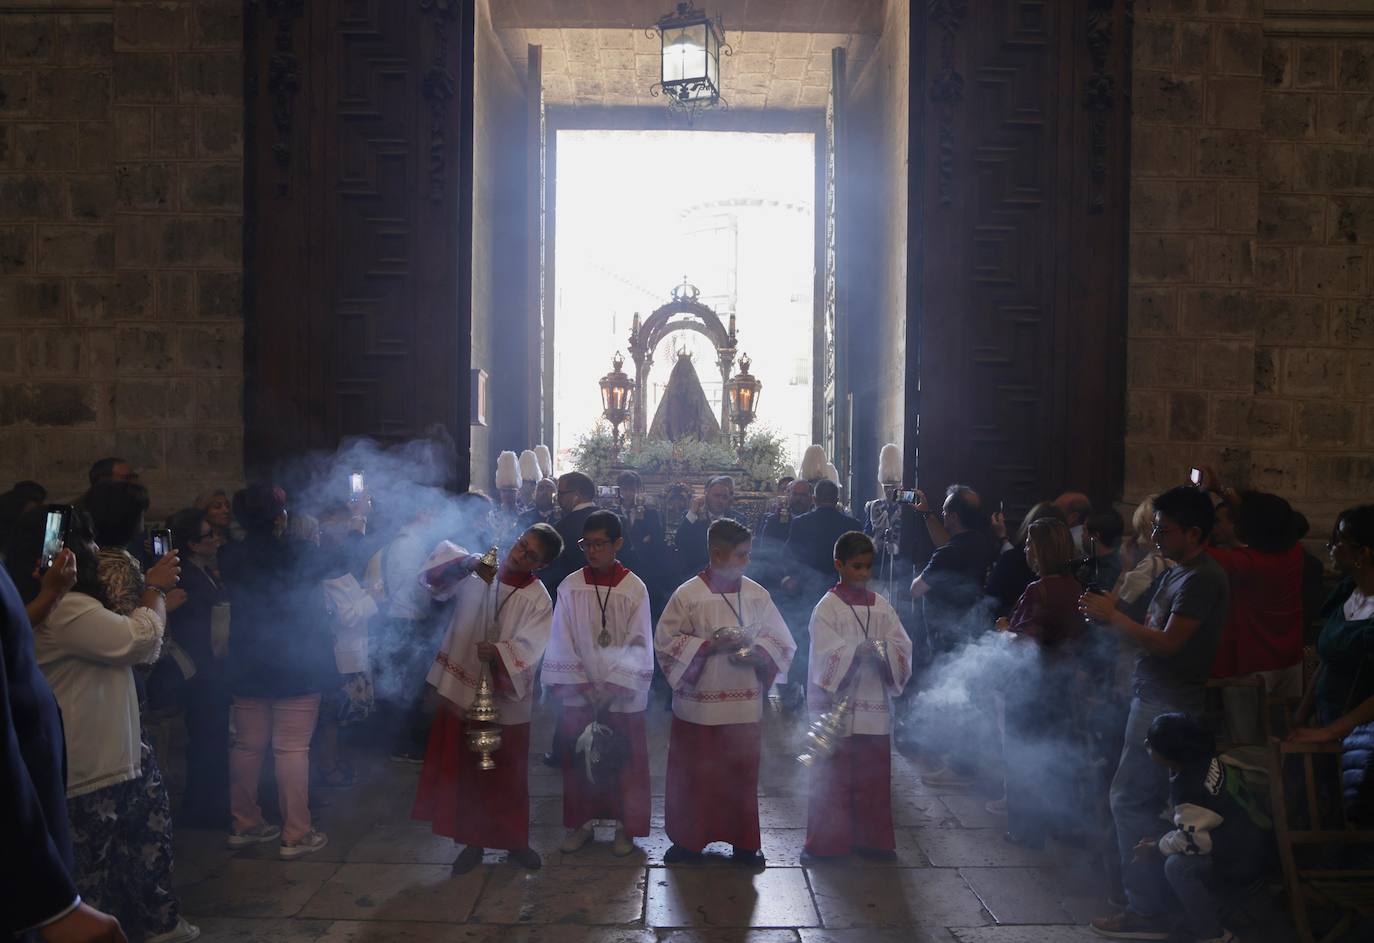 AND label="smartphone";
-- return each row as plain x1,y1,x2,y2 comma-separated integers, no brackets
1189,467,1203,486
39,505,71,573
151,528,173,559
892,489,919,505
596,485,620,500
349,471,365,497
